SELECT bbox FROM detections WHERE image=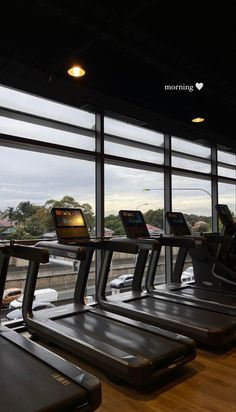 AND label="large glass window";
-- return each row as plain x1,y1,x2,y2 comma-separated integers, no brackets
218,182,236,217
172,175,212,230
105,164,165,293
0,85,95,129
172,136,211,173
104,117,164,163
0,147,95,230
217,150,236,179
0,146,95,317
171,174,212,281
